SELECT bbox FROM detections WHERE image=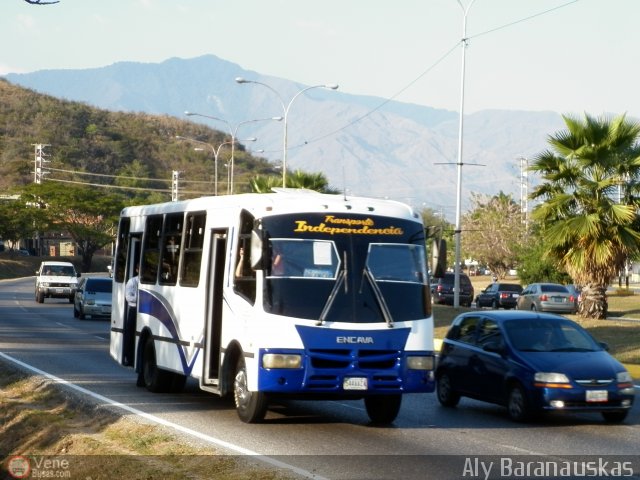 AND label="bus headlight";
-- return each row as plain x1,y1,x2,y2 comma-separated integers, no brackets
262,353,302,369
407,356,434,370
